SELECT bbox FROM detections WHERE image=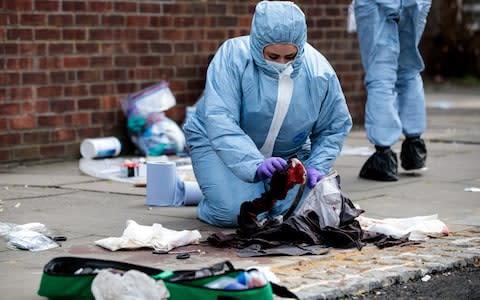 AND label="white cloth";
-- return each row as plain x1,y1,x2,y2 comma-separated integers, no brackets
95,220,201,251
357,214,449,241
